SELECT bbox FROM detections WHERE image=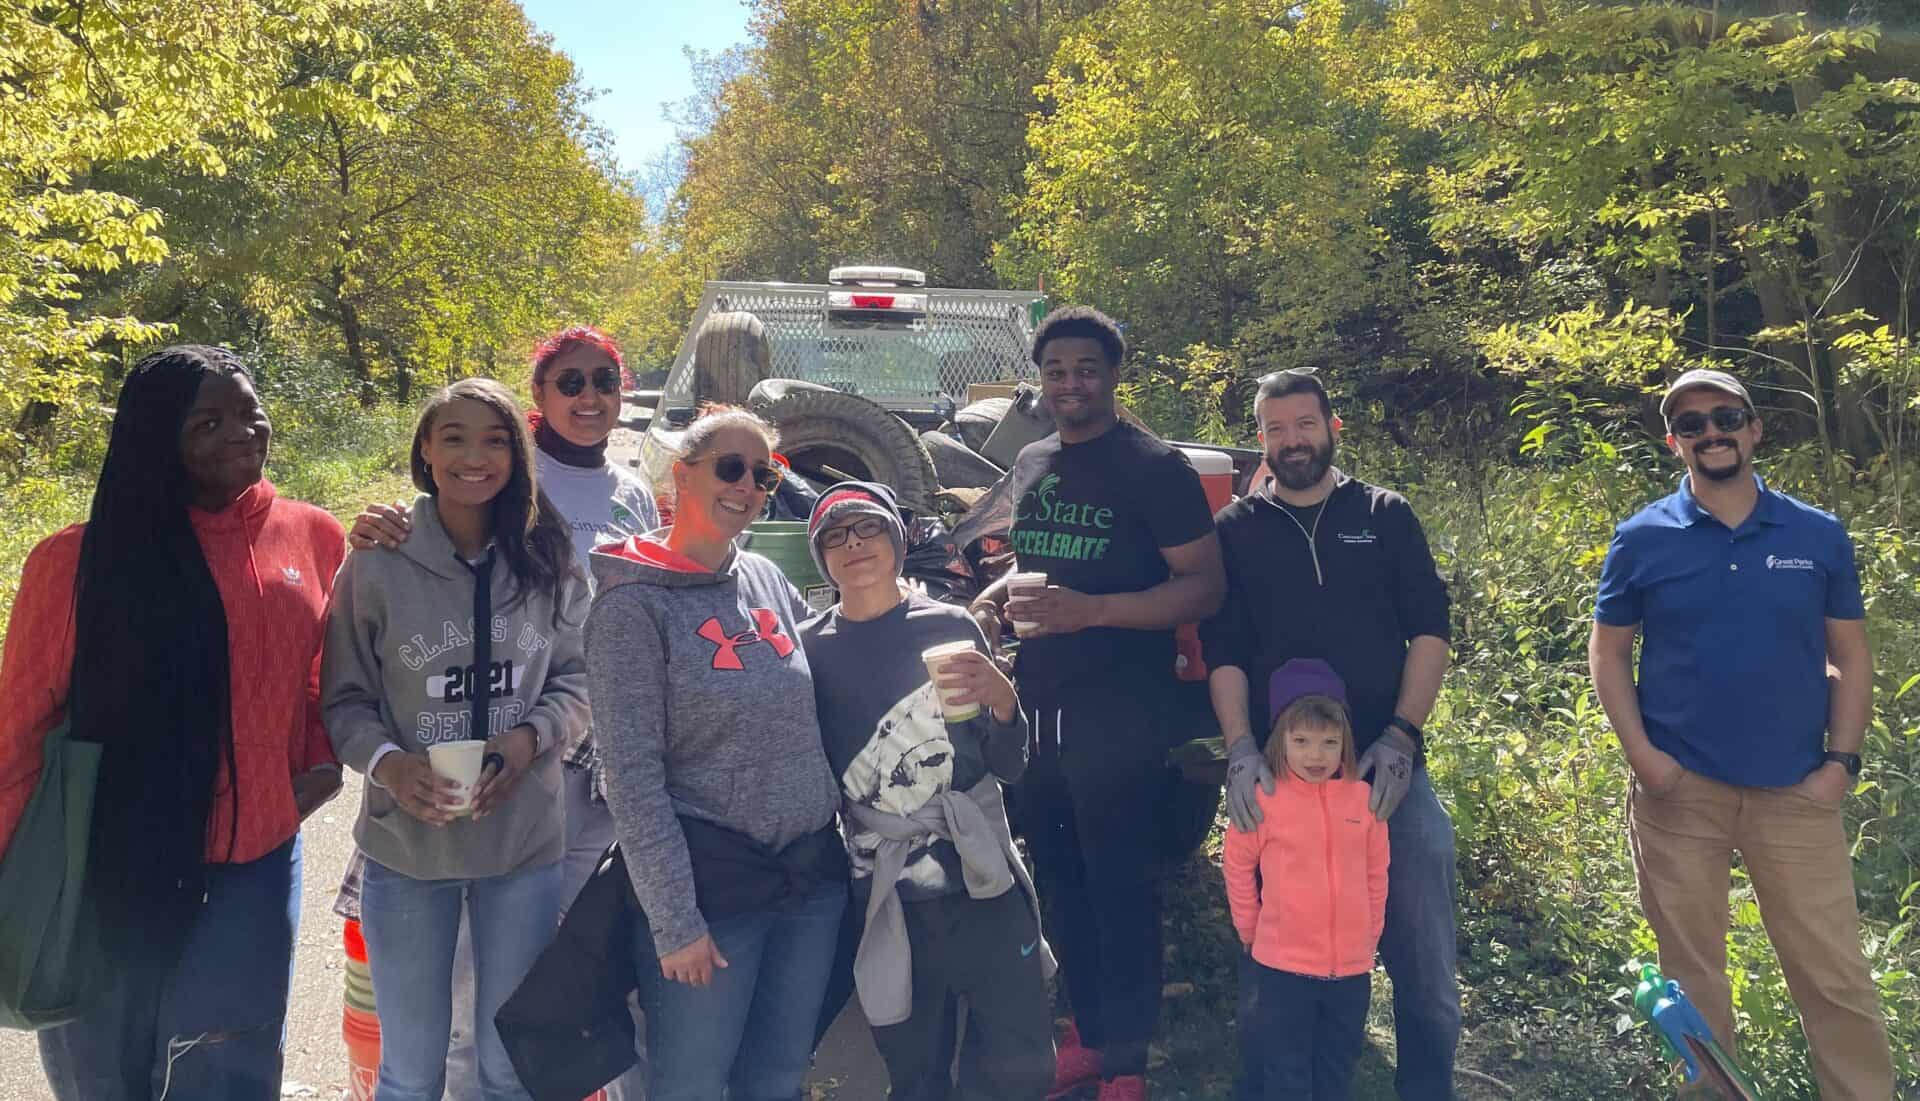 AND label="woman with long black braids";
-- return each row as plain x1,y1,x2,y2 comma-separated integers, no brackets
0,345,348,1099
